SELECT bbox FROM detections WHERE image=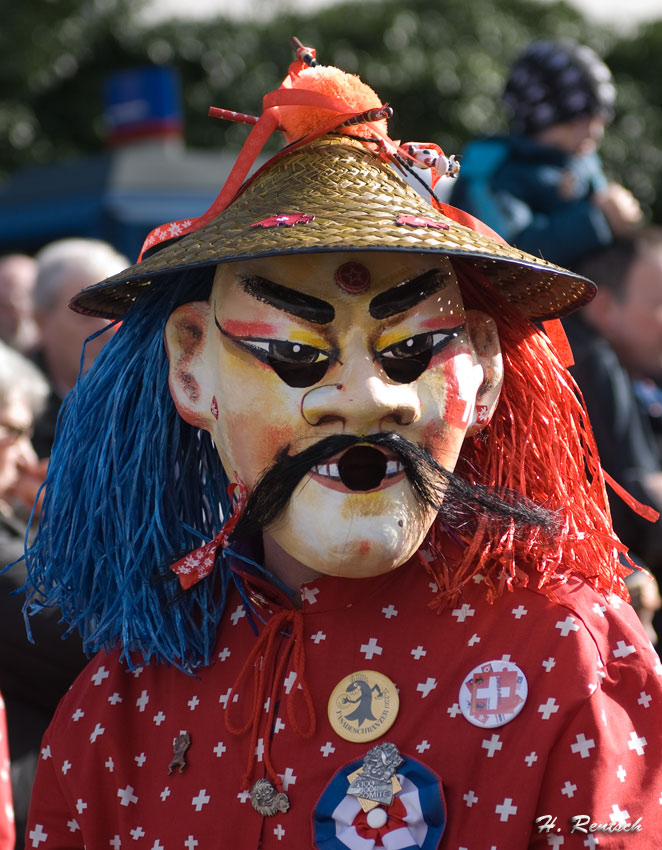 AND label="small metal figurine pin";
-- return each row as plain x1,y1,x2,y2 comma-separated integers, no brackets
250,779,290,817
347,742,404,806
168,731,191,774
